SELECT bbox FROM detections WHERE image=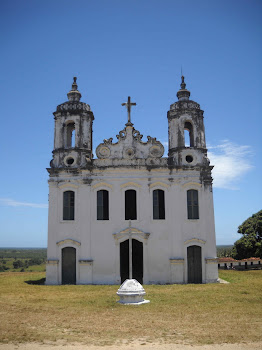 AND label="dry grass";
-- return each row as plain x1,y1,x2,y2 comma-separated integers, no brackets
0,270,262,346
